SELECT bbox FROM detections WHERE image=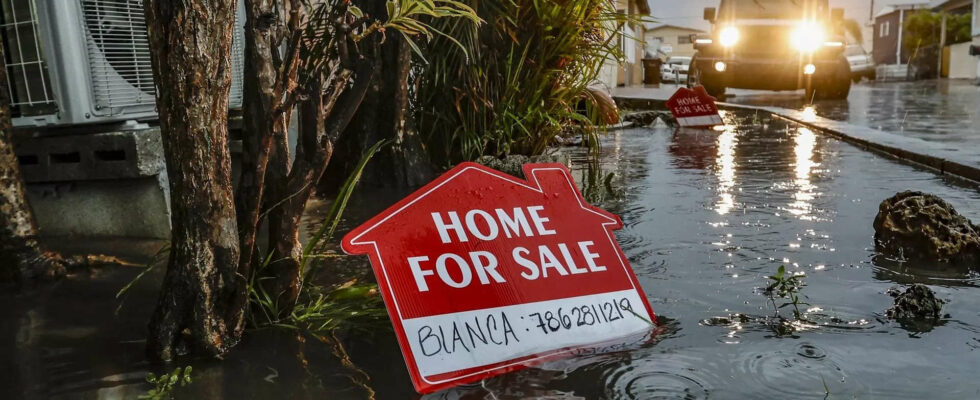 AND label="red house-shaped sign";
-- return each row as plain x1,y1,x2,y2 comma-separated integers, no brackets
342,162,656,393
666,85,723,127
